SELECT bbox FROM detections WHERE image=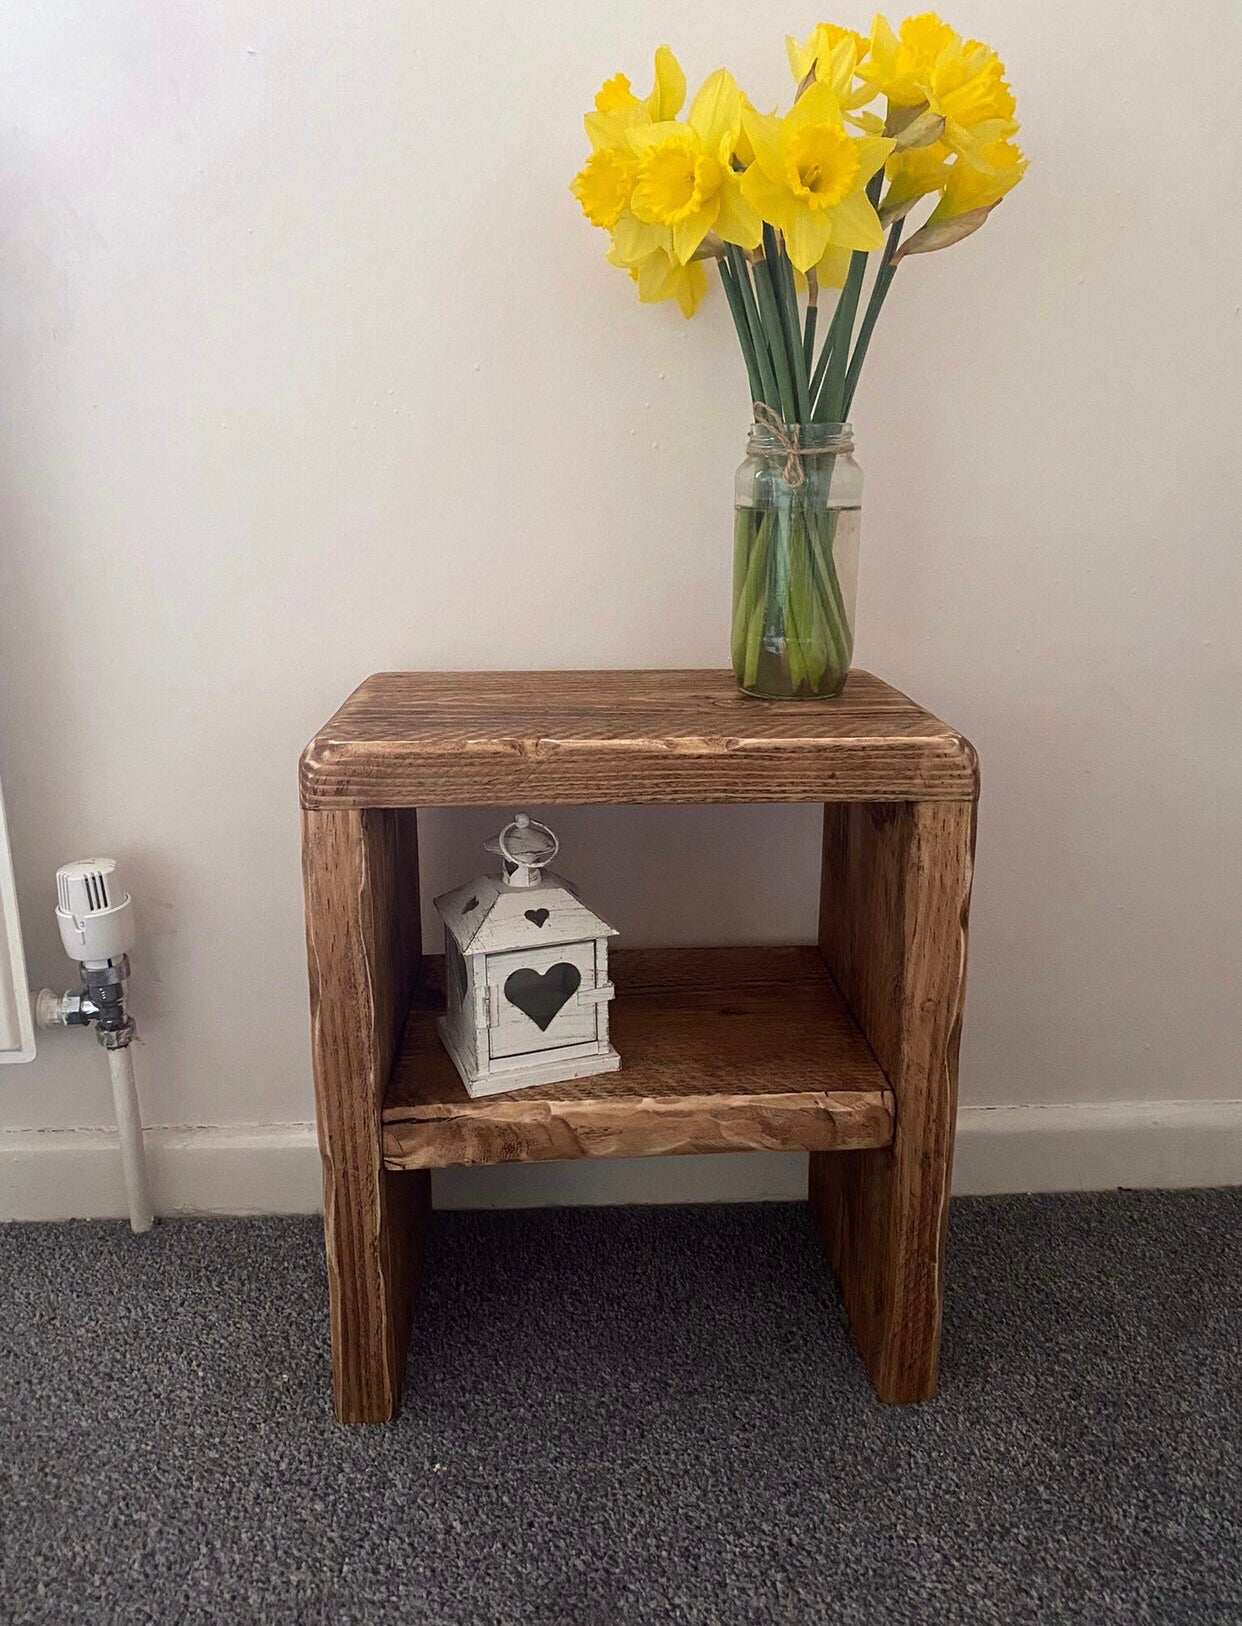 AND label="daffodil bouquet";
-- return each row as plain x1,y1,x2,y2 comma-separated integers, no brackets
572,13,1025,697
